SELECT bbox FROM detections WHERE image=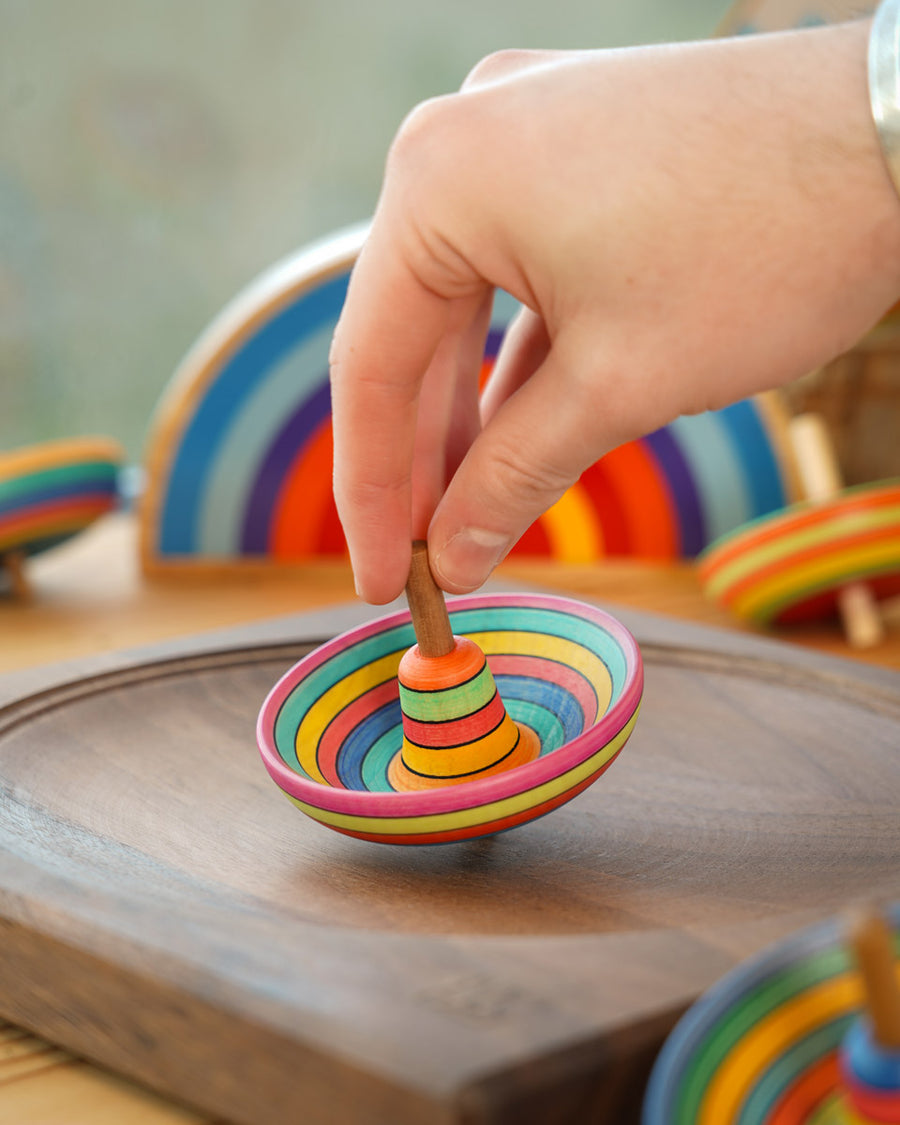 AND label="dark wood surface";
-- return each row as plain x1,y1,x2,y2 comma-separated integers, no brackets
1,598,898,1125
